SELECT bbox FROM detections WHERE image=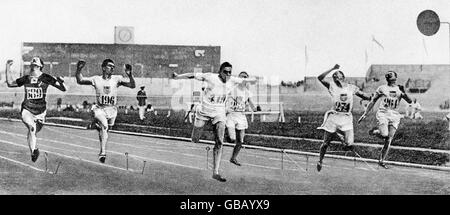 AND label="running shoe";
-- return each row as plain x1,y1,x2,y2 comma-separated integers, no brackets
31,148,40,162
99,154,106,163
378,161,389,169
230,159,242,166
212,174,227,182
316,161,322,172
